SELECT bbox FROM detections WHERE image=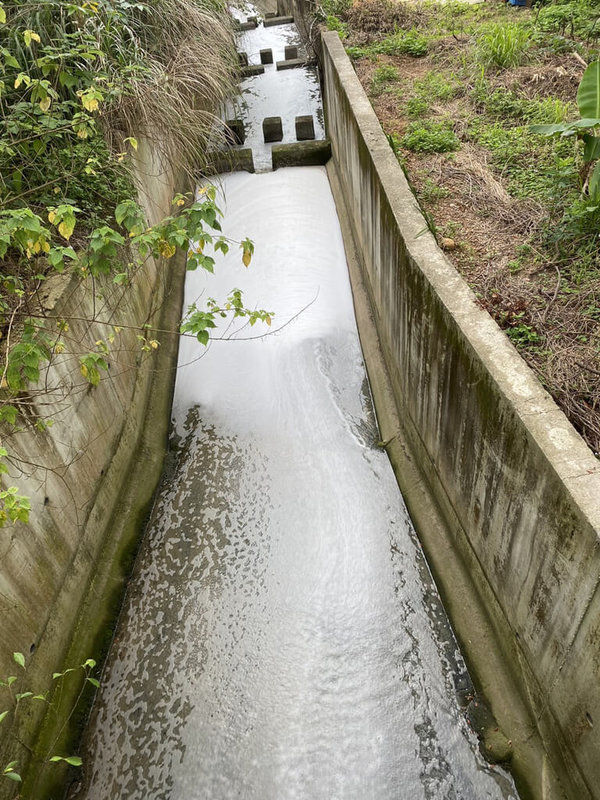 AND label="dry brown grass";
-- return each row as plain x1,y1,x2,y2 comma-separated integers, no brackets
102,0,239,178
